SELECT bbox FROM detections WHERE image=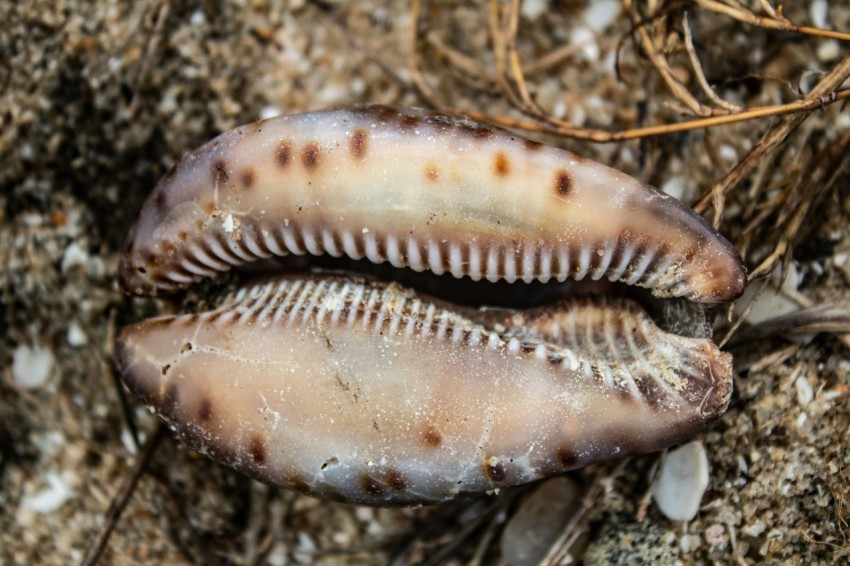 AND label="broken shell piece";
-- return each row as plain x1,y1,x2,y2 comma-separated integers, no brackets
117,277,732,506
118,106,746,303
